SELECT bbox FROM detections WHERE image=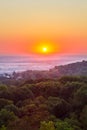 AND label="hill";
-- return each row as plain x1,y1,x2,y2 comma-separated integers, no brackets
13,60,87,80
0,60,87,86
0,61,87,130
50,60,87,77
